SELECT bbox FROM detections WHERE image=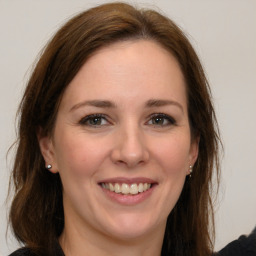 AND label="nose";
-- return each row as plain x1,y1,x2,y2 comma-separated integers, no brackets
110,125,149,168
